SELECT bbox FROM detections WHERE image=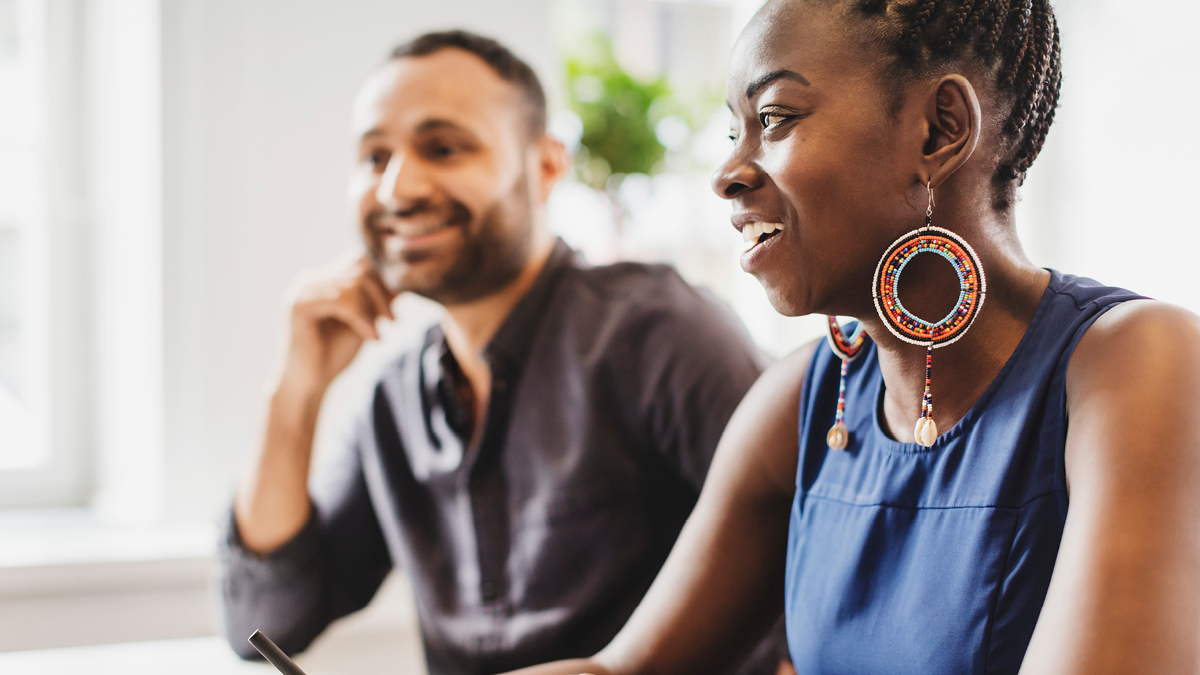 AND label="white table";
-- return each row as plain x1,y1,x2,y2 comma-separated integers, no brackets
0,628,427,675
